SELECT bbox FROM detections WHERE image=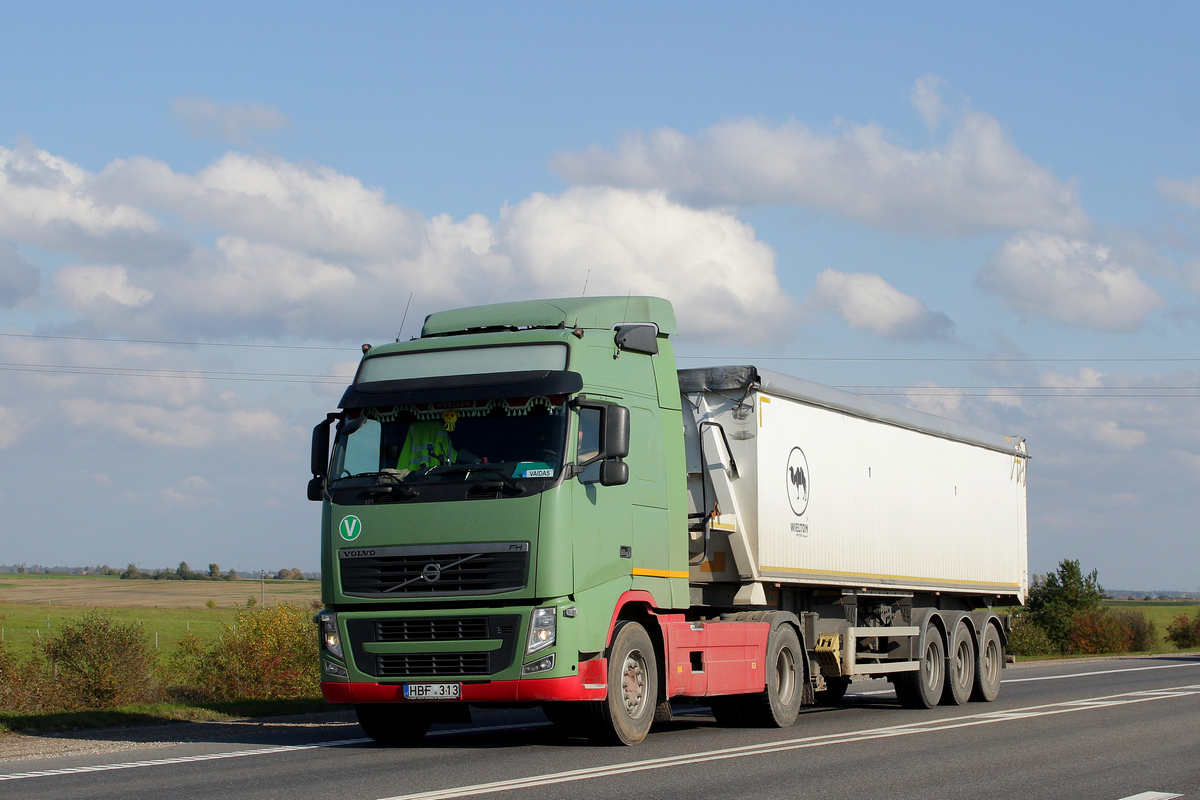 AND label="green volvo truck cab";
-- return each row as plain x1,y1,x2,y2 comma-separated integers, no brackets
311,296,692,744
